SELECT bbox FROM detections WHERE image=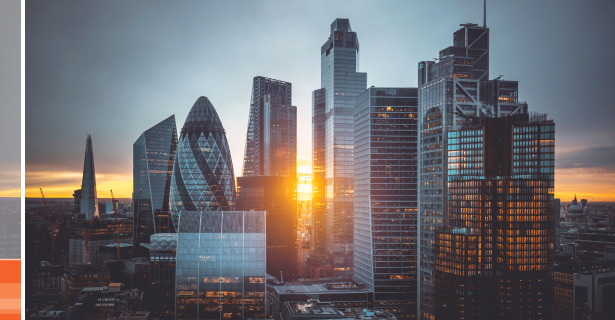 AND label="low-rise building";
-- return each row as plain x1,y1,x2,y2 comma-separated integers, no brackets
281,301,396,320
573,268,615,320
